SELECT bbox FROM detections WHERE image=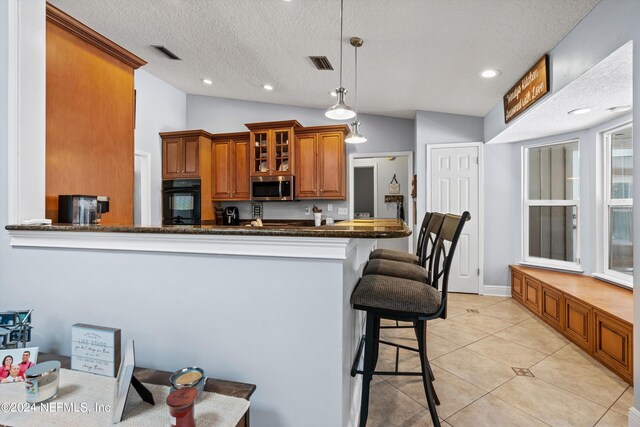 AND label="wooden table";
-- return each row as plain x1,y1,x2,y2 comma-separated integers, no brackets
38,353,256,427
